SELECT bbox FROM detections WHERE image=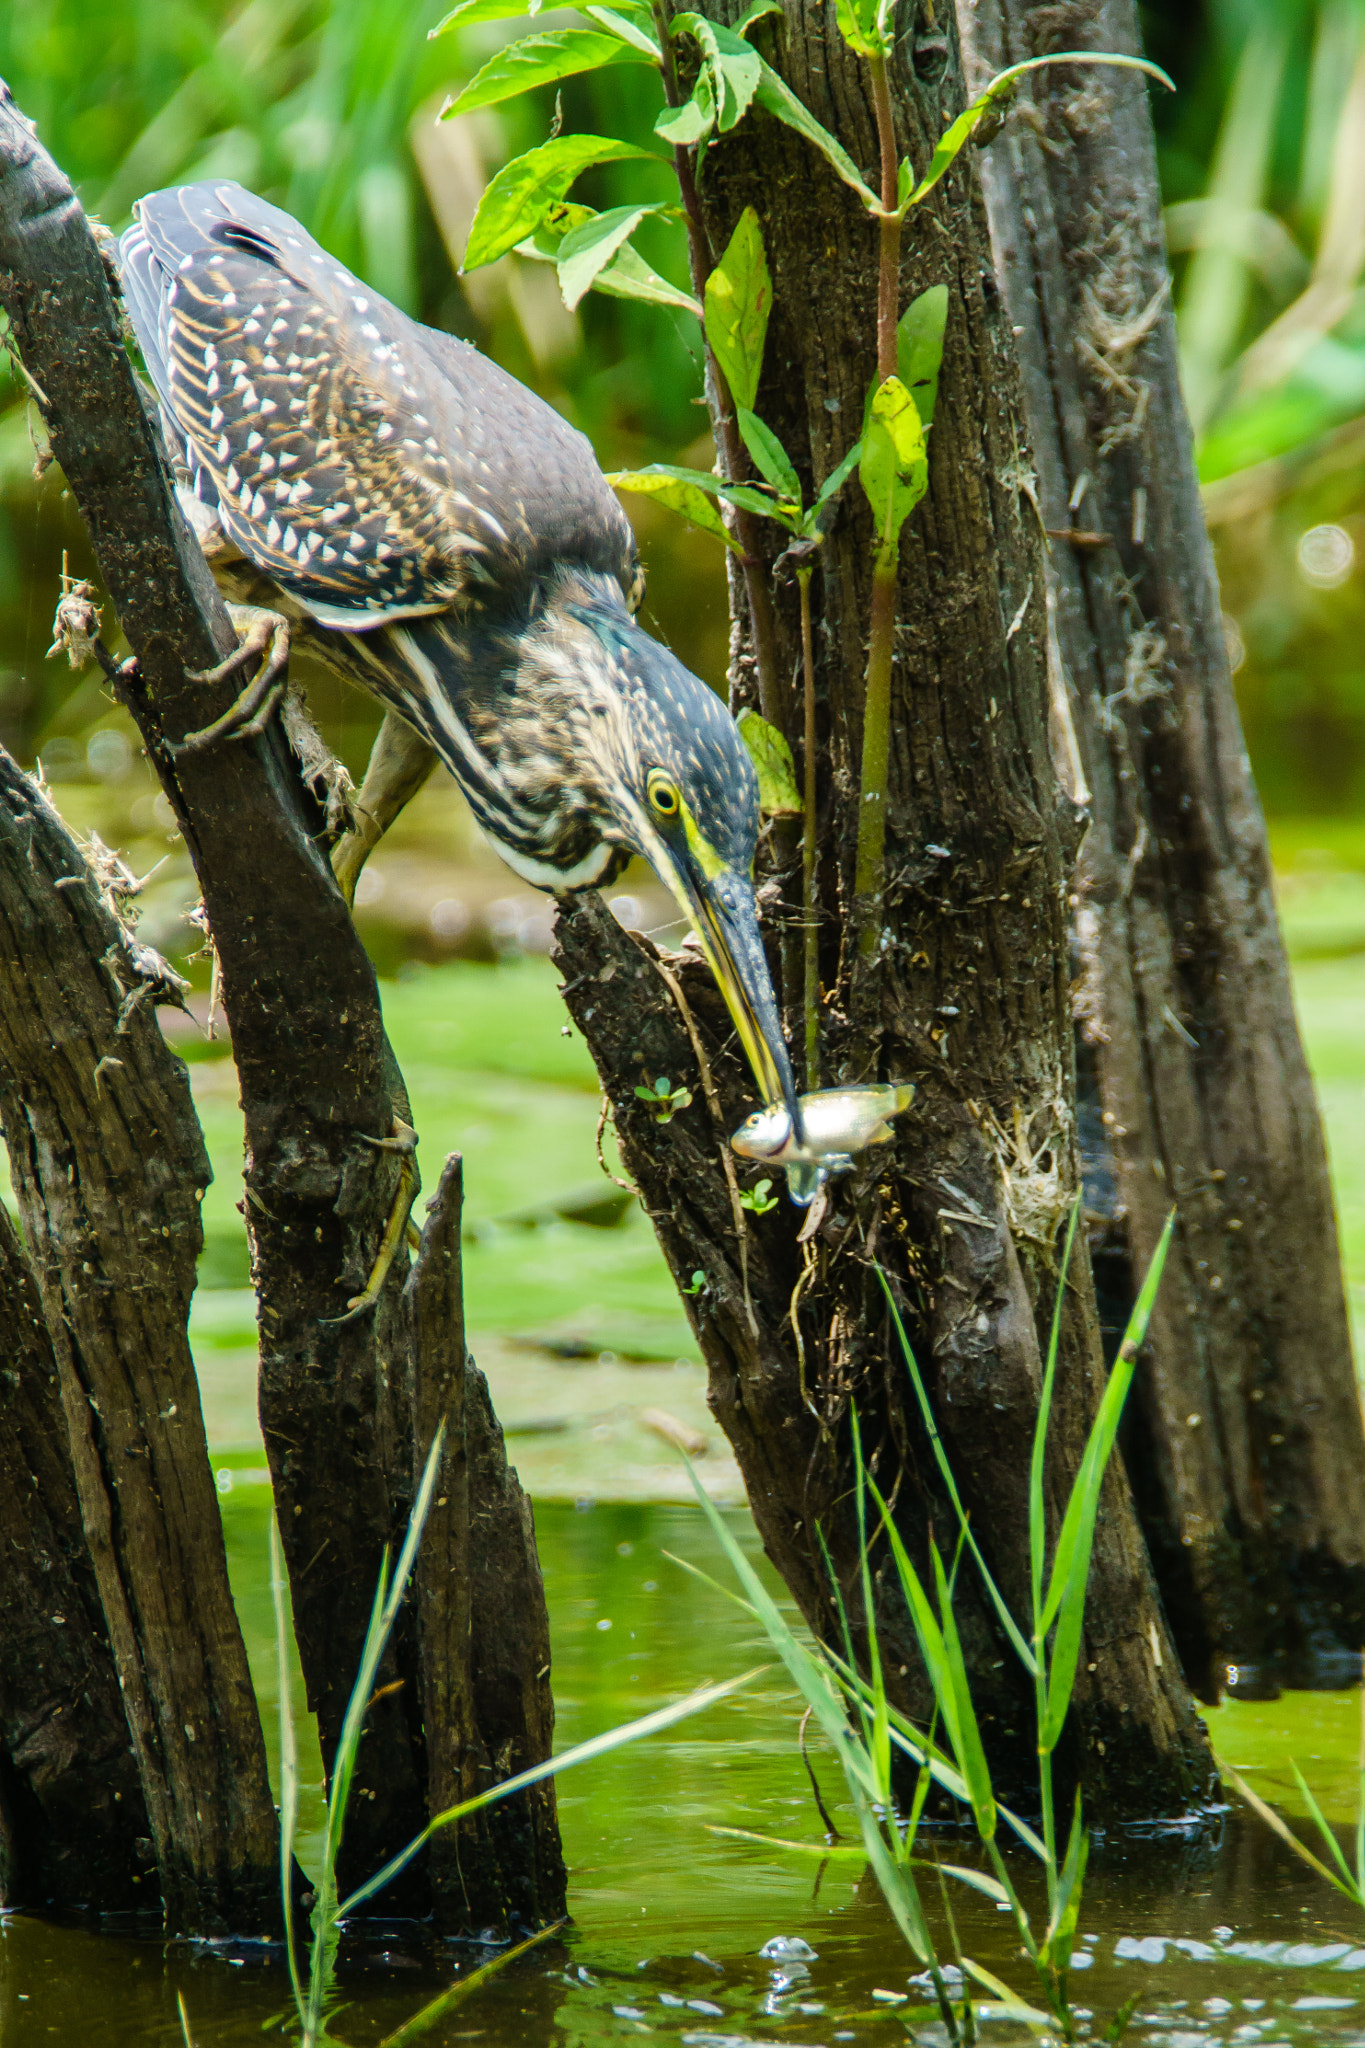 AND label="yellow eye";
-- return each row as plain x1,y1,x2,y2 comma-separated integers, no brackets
648,774,681,819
